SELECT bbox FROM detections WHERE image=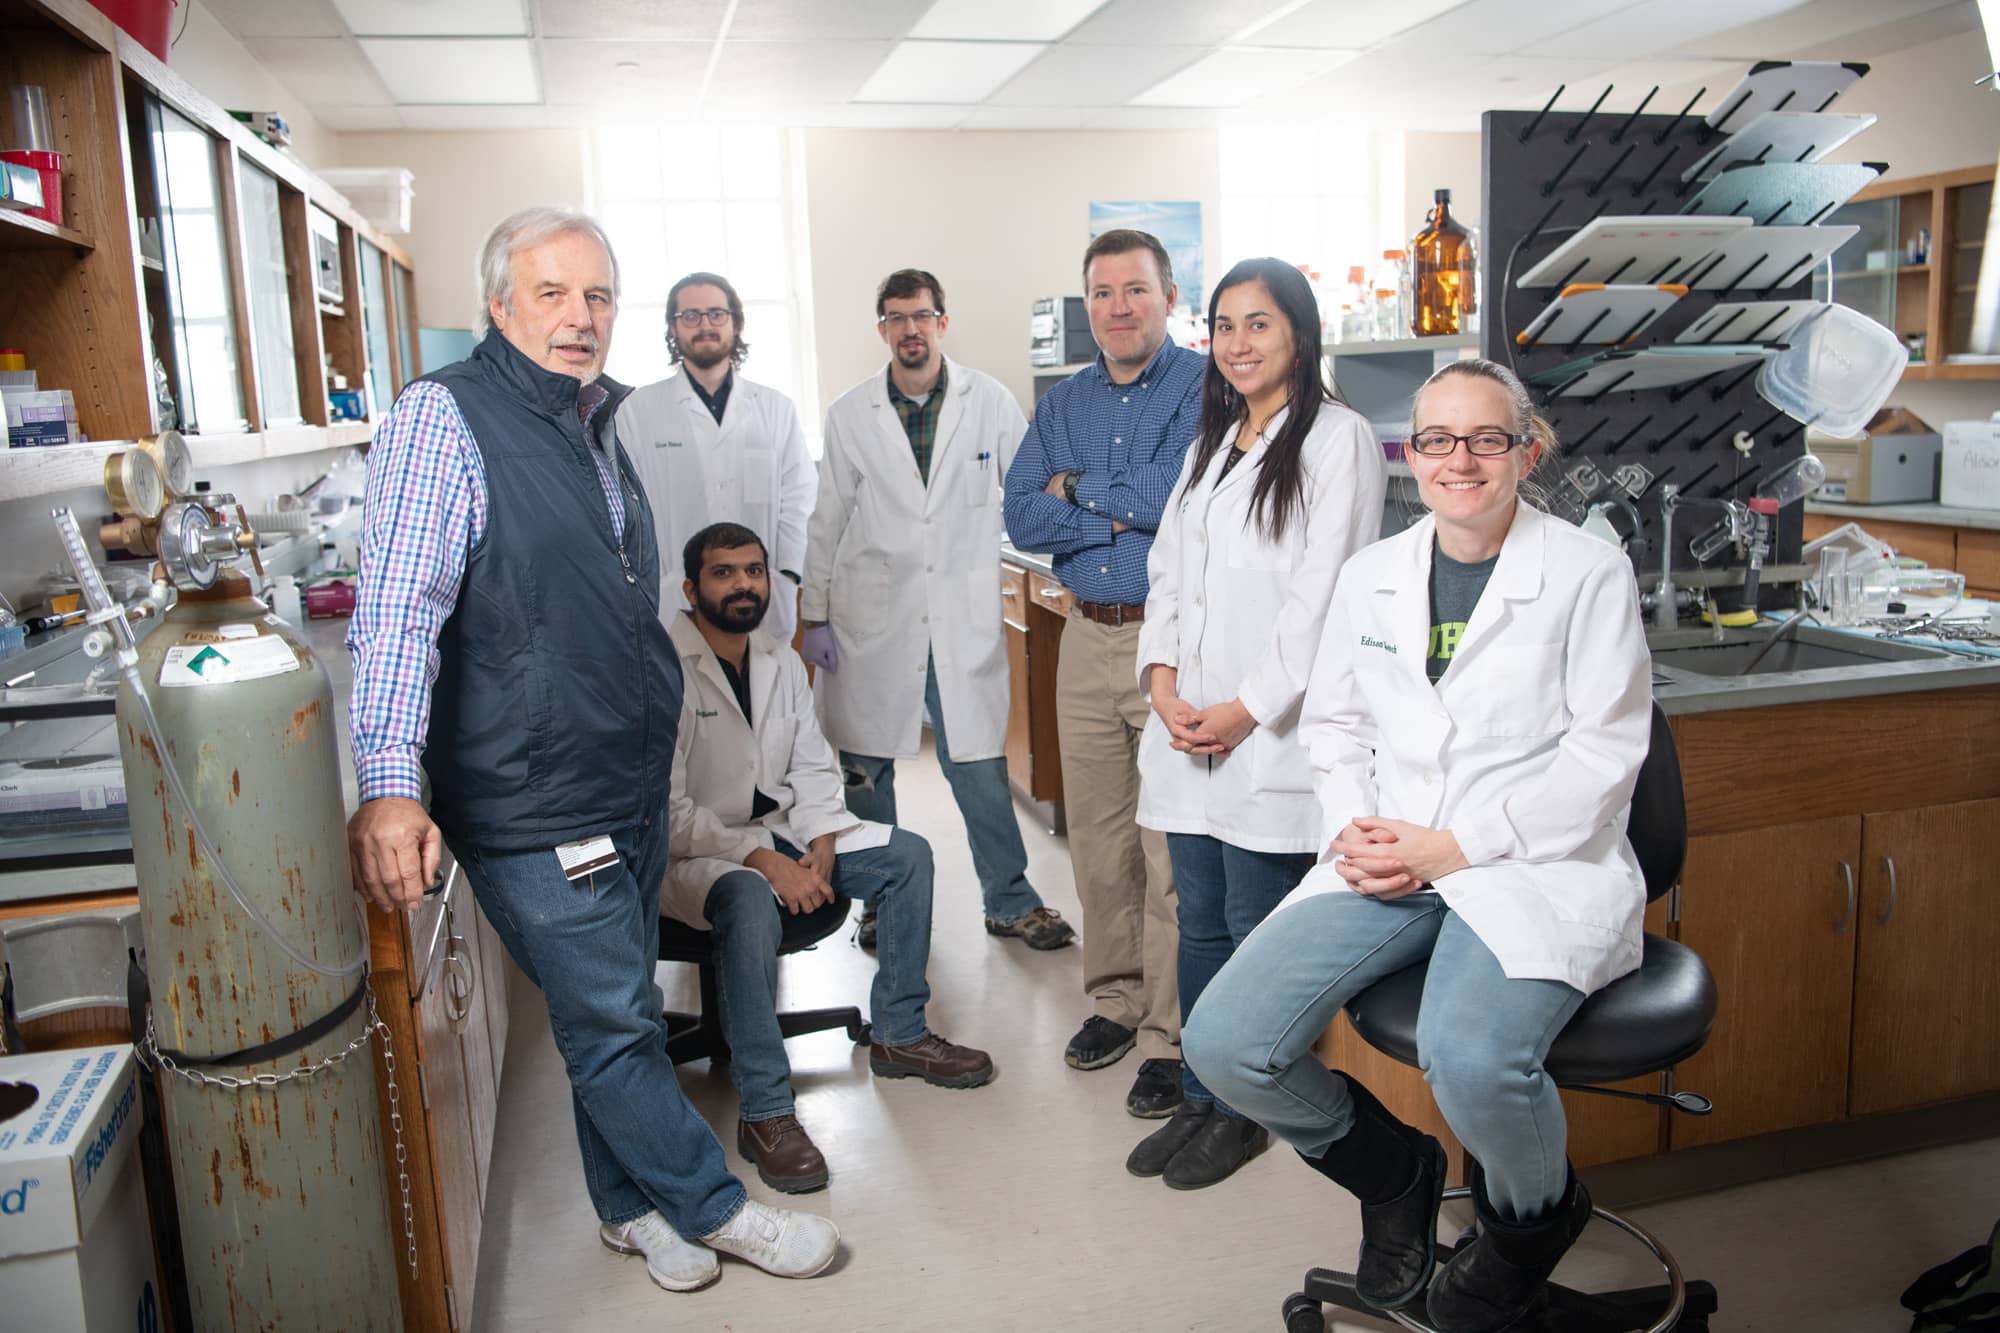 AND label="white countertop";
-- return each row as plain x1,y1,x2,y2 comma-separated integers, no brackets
1805,499,2000,531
